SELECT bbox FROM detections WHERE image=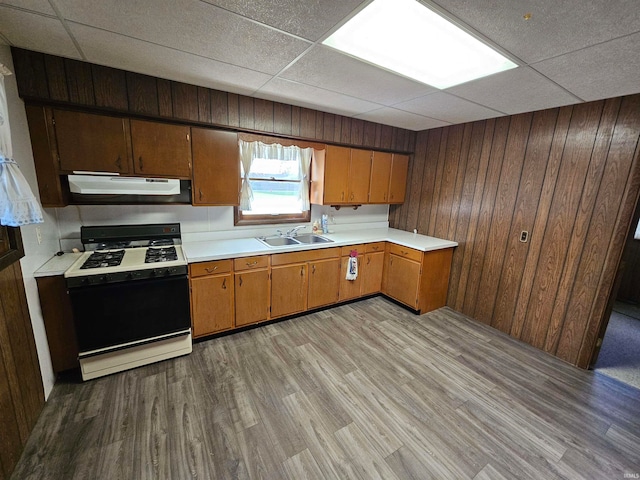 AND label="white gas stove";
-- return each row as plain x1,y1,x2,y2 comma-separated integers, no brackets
64,223,192,380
